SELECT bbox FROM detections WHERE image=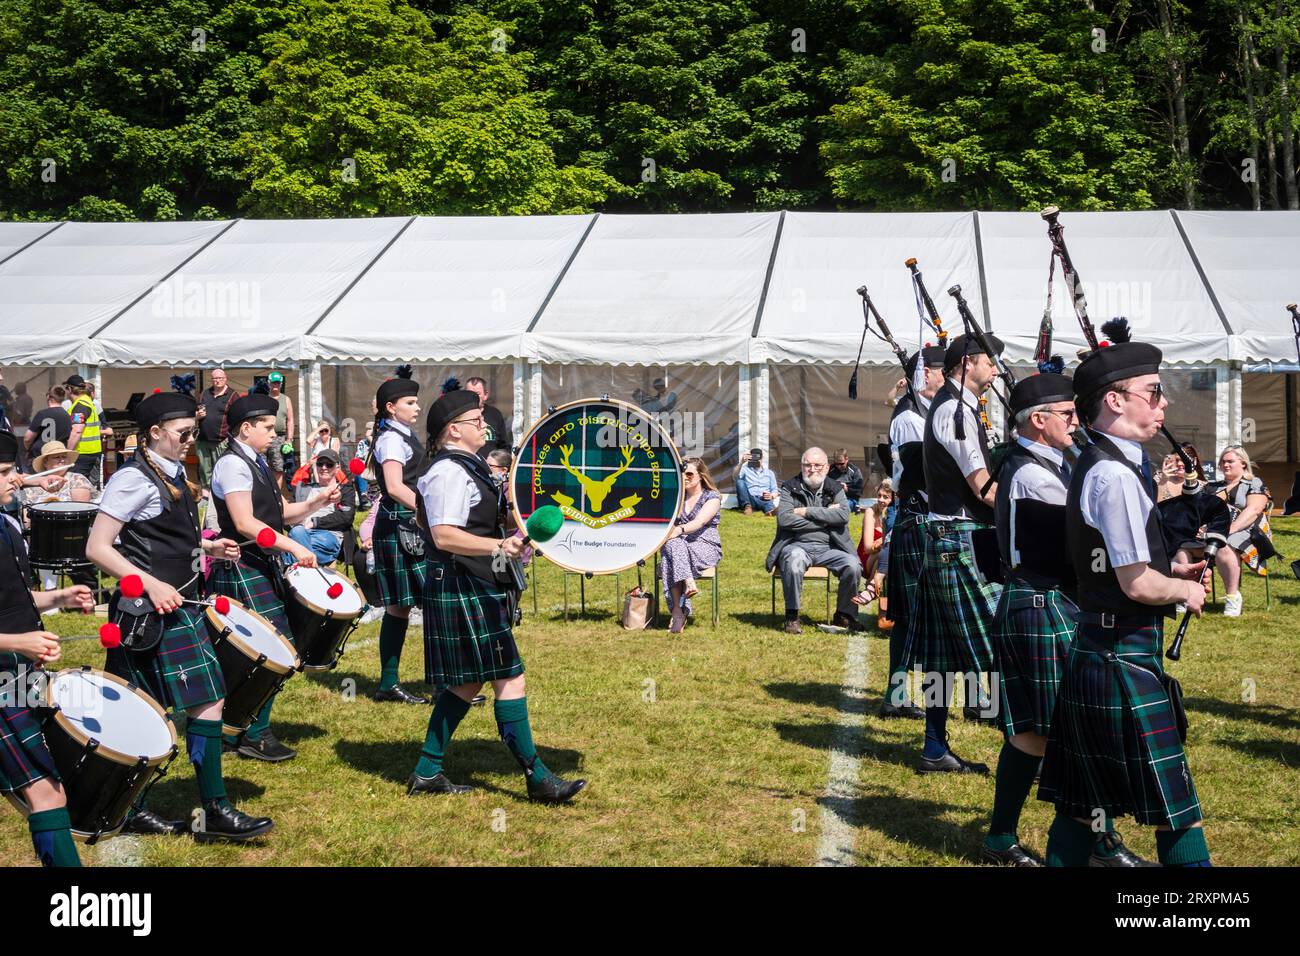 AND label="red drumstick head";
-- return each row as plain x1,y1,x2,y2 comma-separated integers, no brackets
214,595,231,615
256,528,277,548
327,582,344,599
348,457,365,476
120,575,144,599
152,388,162,394
99,623,122,649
